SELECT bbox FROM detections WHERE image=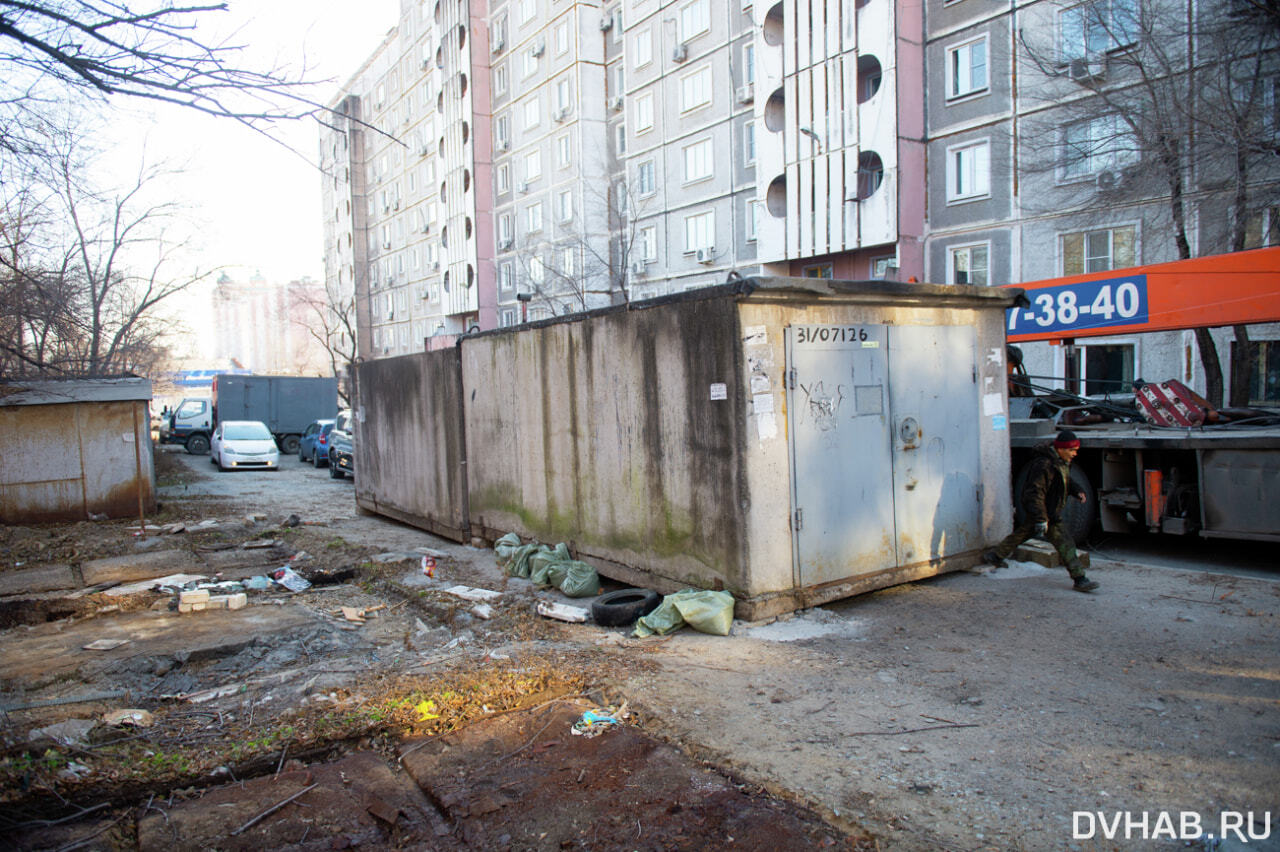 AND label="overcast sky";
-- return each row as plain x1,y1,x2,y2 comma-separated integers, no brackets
101,1,399,286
